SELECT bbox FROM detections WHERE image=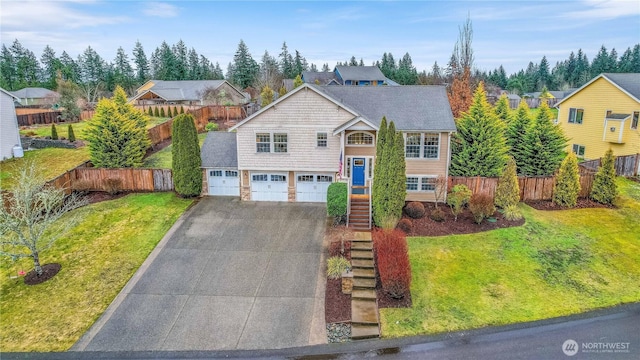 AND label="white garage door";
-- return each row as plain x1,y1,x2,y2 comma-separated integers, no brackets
251,173,288,201
296,174,333,202
208,169,240,196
